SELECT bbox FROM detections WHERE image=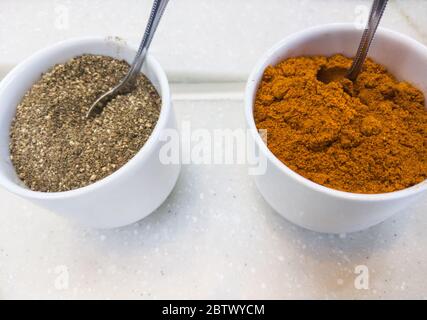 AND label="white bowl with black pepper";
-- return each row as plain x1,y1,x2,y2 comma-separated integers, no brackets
245,24,427,234
0,37,181,228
